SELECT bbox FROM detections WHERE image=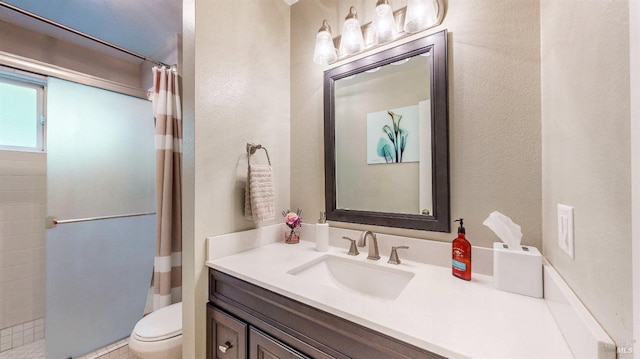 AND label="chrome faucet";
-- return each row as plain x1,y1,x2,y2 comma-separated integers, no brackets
360,231,380,260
